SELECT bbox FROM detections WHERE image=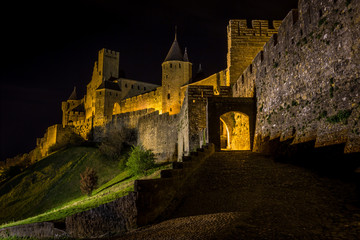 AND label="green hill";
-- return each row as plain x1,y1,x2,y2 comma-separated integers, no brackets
0,146,122,225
